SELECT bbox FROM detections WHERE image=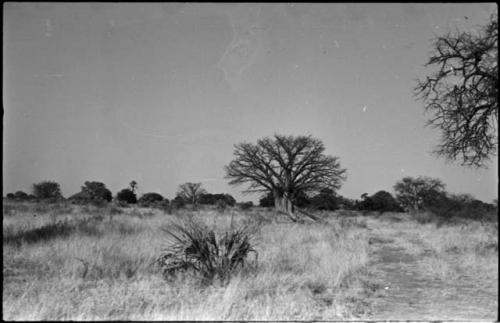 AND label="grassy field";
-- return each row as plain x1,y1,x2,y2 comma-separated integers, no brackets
3,201,498,320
